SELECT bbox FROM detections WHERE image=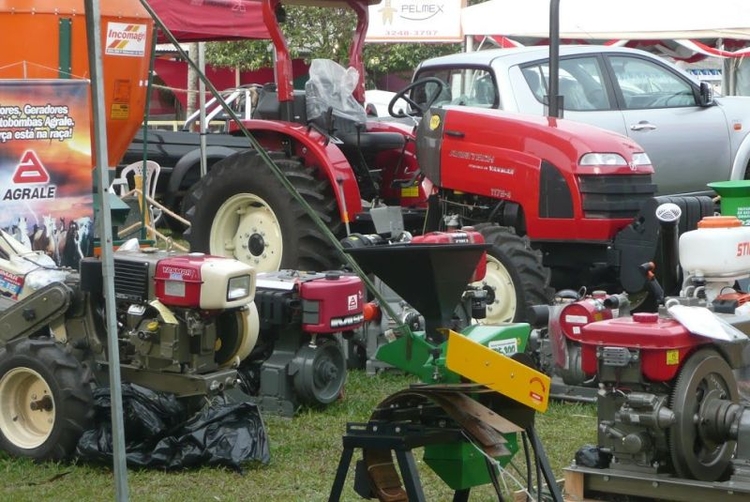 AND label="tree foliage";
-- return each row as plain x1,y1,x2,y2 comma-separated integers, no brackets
205,1,484,86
